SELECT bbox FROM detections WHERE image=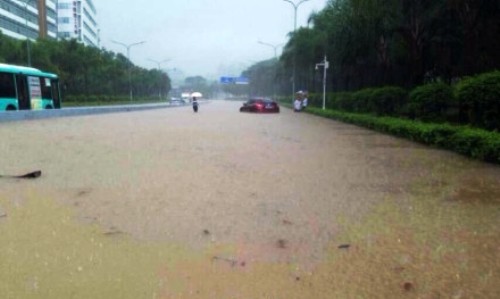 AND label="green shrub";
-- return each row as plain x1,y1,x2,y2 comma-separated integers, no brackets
86,95,98,103
63,94,76,102
307,93,322,107
449,128,500,162
351,88,375,113
334,92,354,111
343,86,408,116
75,95,86,103
409,82,455,123
97,95,109,102
370,86,408,116
456,70,500,130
